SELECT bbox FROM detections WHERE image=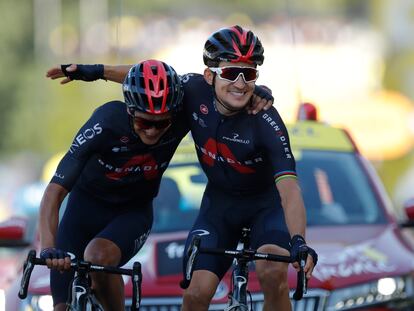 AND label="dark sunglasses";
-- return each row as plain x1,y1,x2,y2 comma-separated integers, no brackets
209,66,259,83
134,116,172,130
